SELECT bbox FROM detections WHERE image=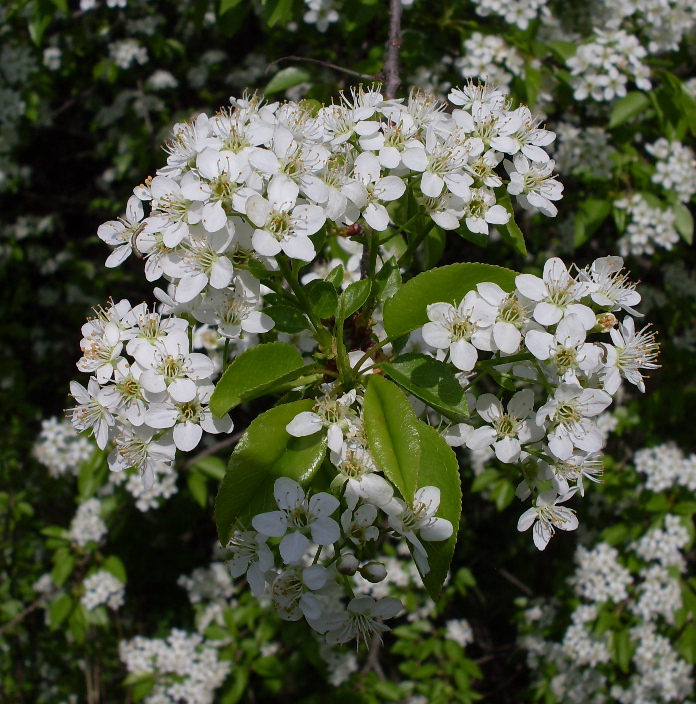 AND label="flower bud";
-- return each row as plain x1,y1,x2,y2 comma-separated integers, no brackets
359,561,387,583
337,554,359,575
